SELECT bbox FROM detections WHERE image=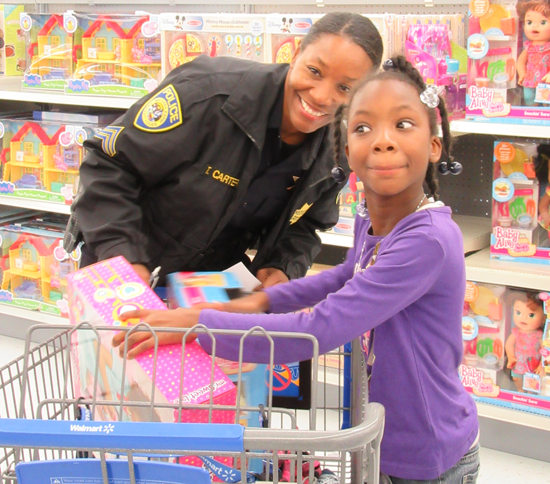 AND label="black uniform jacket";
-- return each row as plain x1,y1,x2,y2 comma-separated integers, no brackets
70,56,349,281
